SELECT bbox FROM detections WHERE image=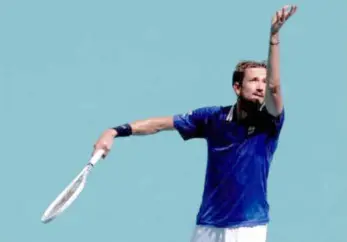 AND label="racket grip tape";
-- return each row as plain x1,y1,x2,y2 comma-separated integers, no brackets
89,149,105,166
